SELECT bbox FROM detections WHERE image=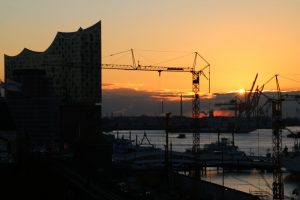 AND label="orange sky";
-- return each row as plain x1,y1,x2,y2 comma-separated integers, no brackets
1,0,300,94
